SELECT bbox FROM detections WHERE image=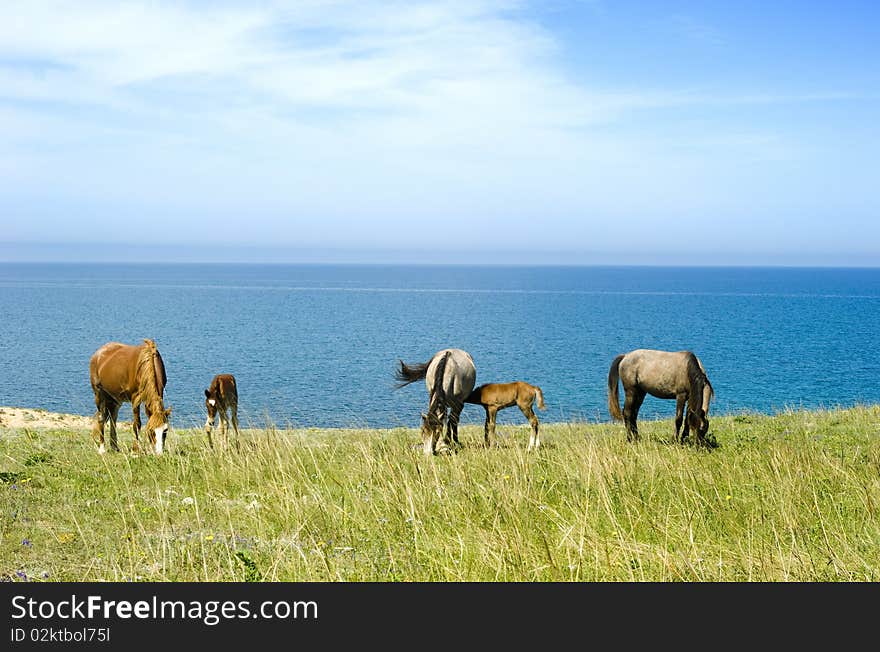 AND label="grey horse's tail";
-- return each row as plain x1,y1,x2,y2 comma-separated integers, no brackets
428,350,451,413
607,354,625,421
394,358,431,388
